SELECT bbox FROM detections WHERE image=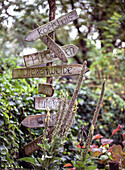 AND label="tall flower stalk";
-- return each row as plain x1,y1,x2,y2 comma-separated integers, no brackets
19,61,90,169
50,92,68,152
81,81,105,162
44,107,50,137
62,100,78,140
50,61,89,154
57,92,68,133
61,61,88,135
52,91,63,138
